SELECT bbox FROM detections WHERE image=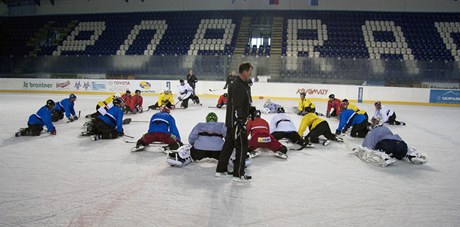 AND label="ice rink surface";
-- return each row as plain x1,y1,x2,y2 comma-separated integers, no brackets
1,92,460,227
